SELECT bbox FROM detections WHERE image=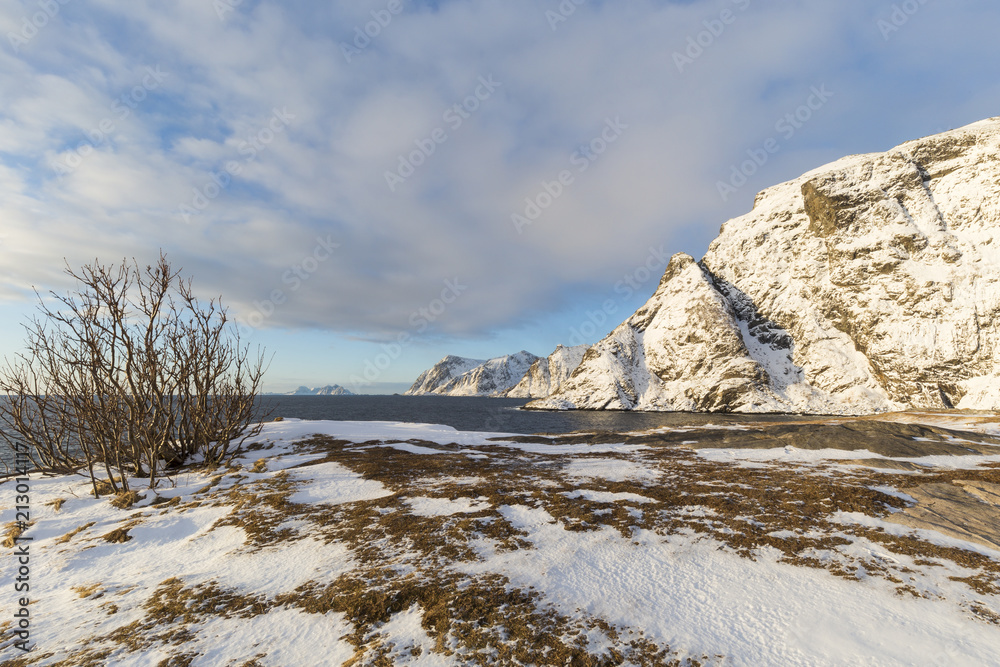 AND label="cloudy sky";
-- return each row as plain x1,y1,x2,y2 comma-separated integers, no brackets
1,0,998,393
